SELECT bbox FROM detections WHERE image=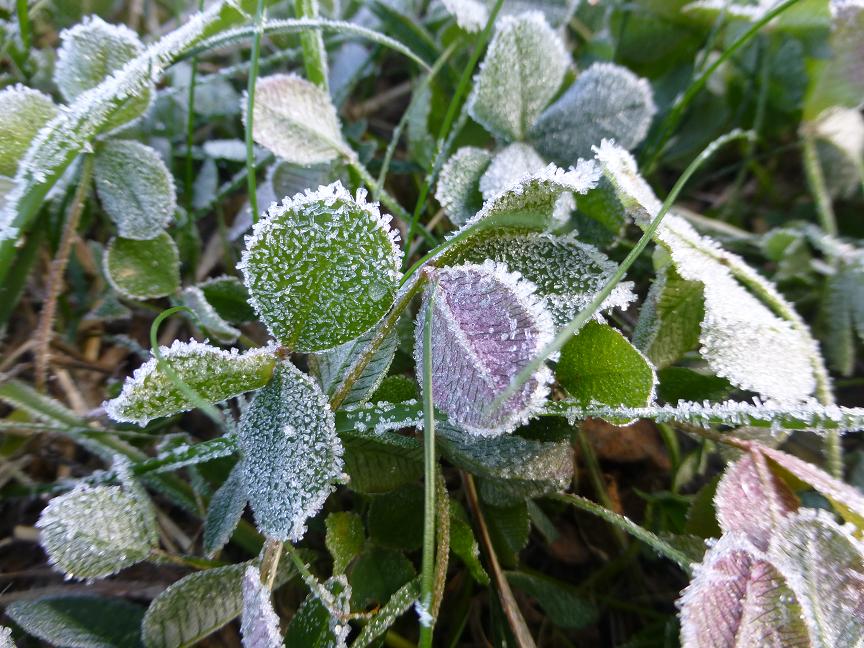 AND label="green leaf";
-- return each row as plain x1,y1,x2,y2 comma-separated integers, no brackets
633,265,704,369
142,564,248,648
203,462,247,557
283,575,351,648
199,275,257,324
810,107,864,200
325,511,366,575
370,375,419,403
249,74,345,165
350,576,422,648
311,328,398,406
0,85,57,177
367,484,425,551
556,321,656,415
237,361,343,541
485,501,530,567
530,62,656,163
349,547,416,610
37,483,158,579
449,502,489,585
180,286,241,344
104,233,180,300
341,429,424,494
821,260,864,376
468,13,568,141
506,571,597,630
656,367,733,404
805,2,864,118
435,147,492,227
54,16,152,131
93,140,176,240
5,596,145,648
105,340,276,426
239,182,402,352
